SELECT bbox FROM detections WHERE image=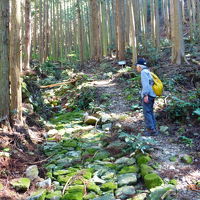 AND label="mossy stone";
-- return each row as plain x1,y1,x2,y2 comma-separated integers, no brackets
169,156,177,162
119,165,139,174
181,155,193,164
82,169,92,179
144,173,164,189
10,178,31,192
53,170,69,176
83,192,97,200
62,140,78,148
68,185,84,193
93,151,110,161
140,164,154,177
27,189,46,200
169,179,178,185
101,182,117,191
63,192,83,200
136,155,151,166
105,163,117,169
46,191,62,199
87,182,102,195
57,175,71,183
0,183,3,190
